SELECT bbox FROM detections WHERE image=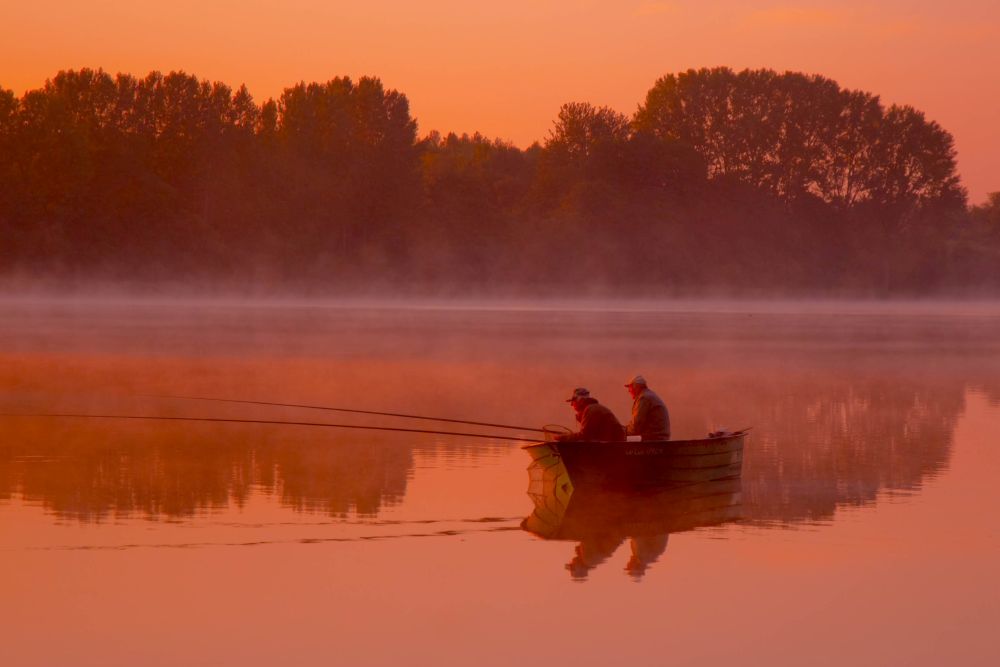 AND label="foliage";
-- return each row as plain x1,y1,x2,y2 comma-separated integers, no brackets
0,67,992,294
